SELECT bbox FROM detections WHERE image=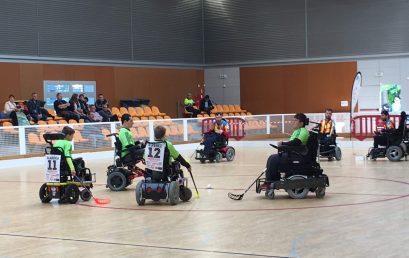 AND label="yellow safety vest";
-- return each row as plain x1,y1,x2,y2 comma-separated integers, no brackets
320,119,333,134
